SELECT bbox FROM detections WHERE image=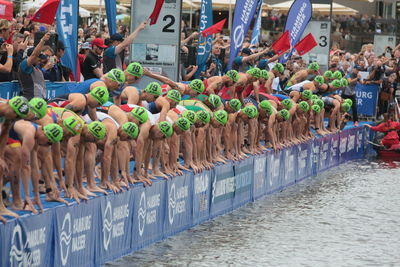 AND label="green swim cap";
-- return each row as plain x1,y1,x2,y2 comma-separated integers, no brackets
8,96,30,118
196,110,211,124
342,103,351,112
207,94,222,109
278,109,290,121
260,70,270,80
314,75,325,86
323,70,333,79
189,79,205,94
302,90,313,100
315,99,325,109
333,71,342,80
29,97,47,119
90,86,109,105
182,110,197,125
166,90,181,103
311,95,319,101
144,82,162,96
344,98,353,106
246,67,261,78
63,116,83,136
259,100,273,115
107,68,126,85
282,99,293,110
43,123,63,143
214,110,228,126
298,101,310,112
226,70,239,83
228,99,242,112
242,105,258,119
341,78,349,87
87,121,106,140
312,104,321,114
331,79,342,88
126,62,143,78
175,117,191,132
308,62,320,71
122,122,139,139
273,63,284,73
131,107,148,124
157,121,173,137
